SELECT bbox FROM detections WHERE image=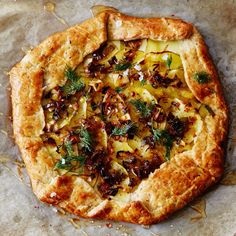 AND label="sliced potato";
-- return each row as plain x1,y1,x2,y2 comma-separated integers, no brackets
138,39,147,52
41,37,207,199
199,105,210,118
132,51,145,64
112,141,134,153
146,39,166,53
129,87,157,103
